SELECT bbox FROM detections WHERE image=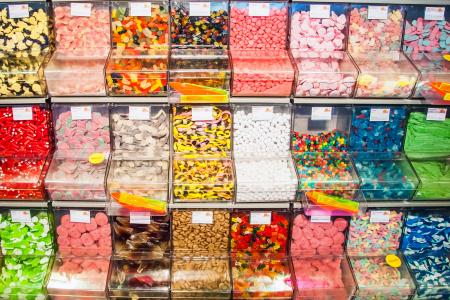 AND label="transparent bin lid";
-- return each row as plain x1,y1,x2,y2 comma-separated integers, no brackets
47,255,110,297
108,256,170,298
231,49,294,78
409,157,450,200
0,156,47,188
45,50,108,75
301,190,366,217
